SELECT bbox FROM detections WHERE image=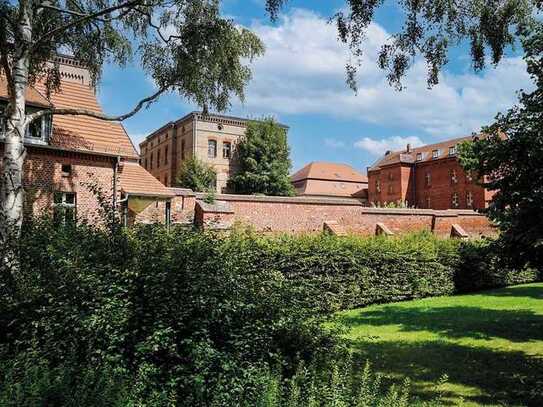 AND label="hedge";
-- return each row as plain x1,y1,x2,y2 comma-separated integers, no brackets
235,230,540,312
